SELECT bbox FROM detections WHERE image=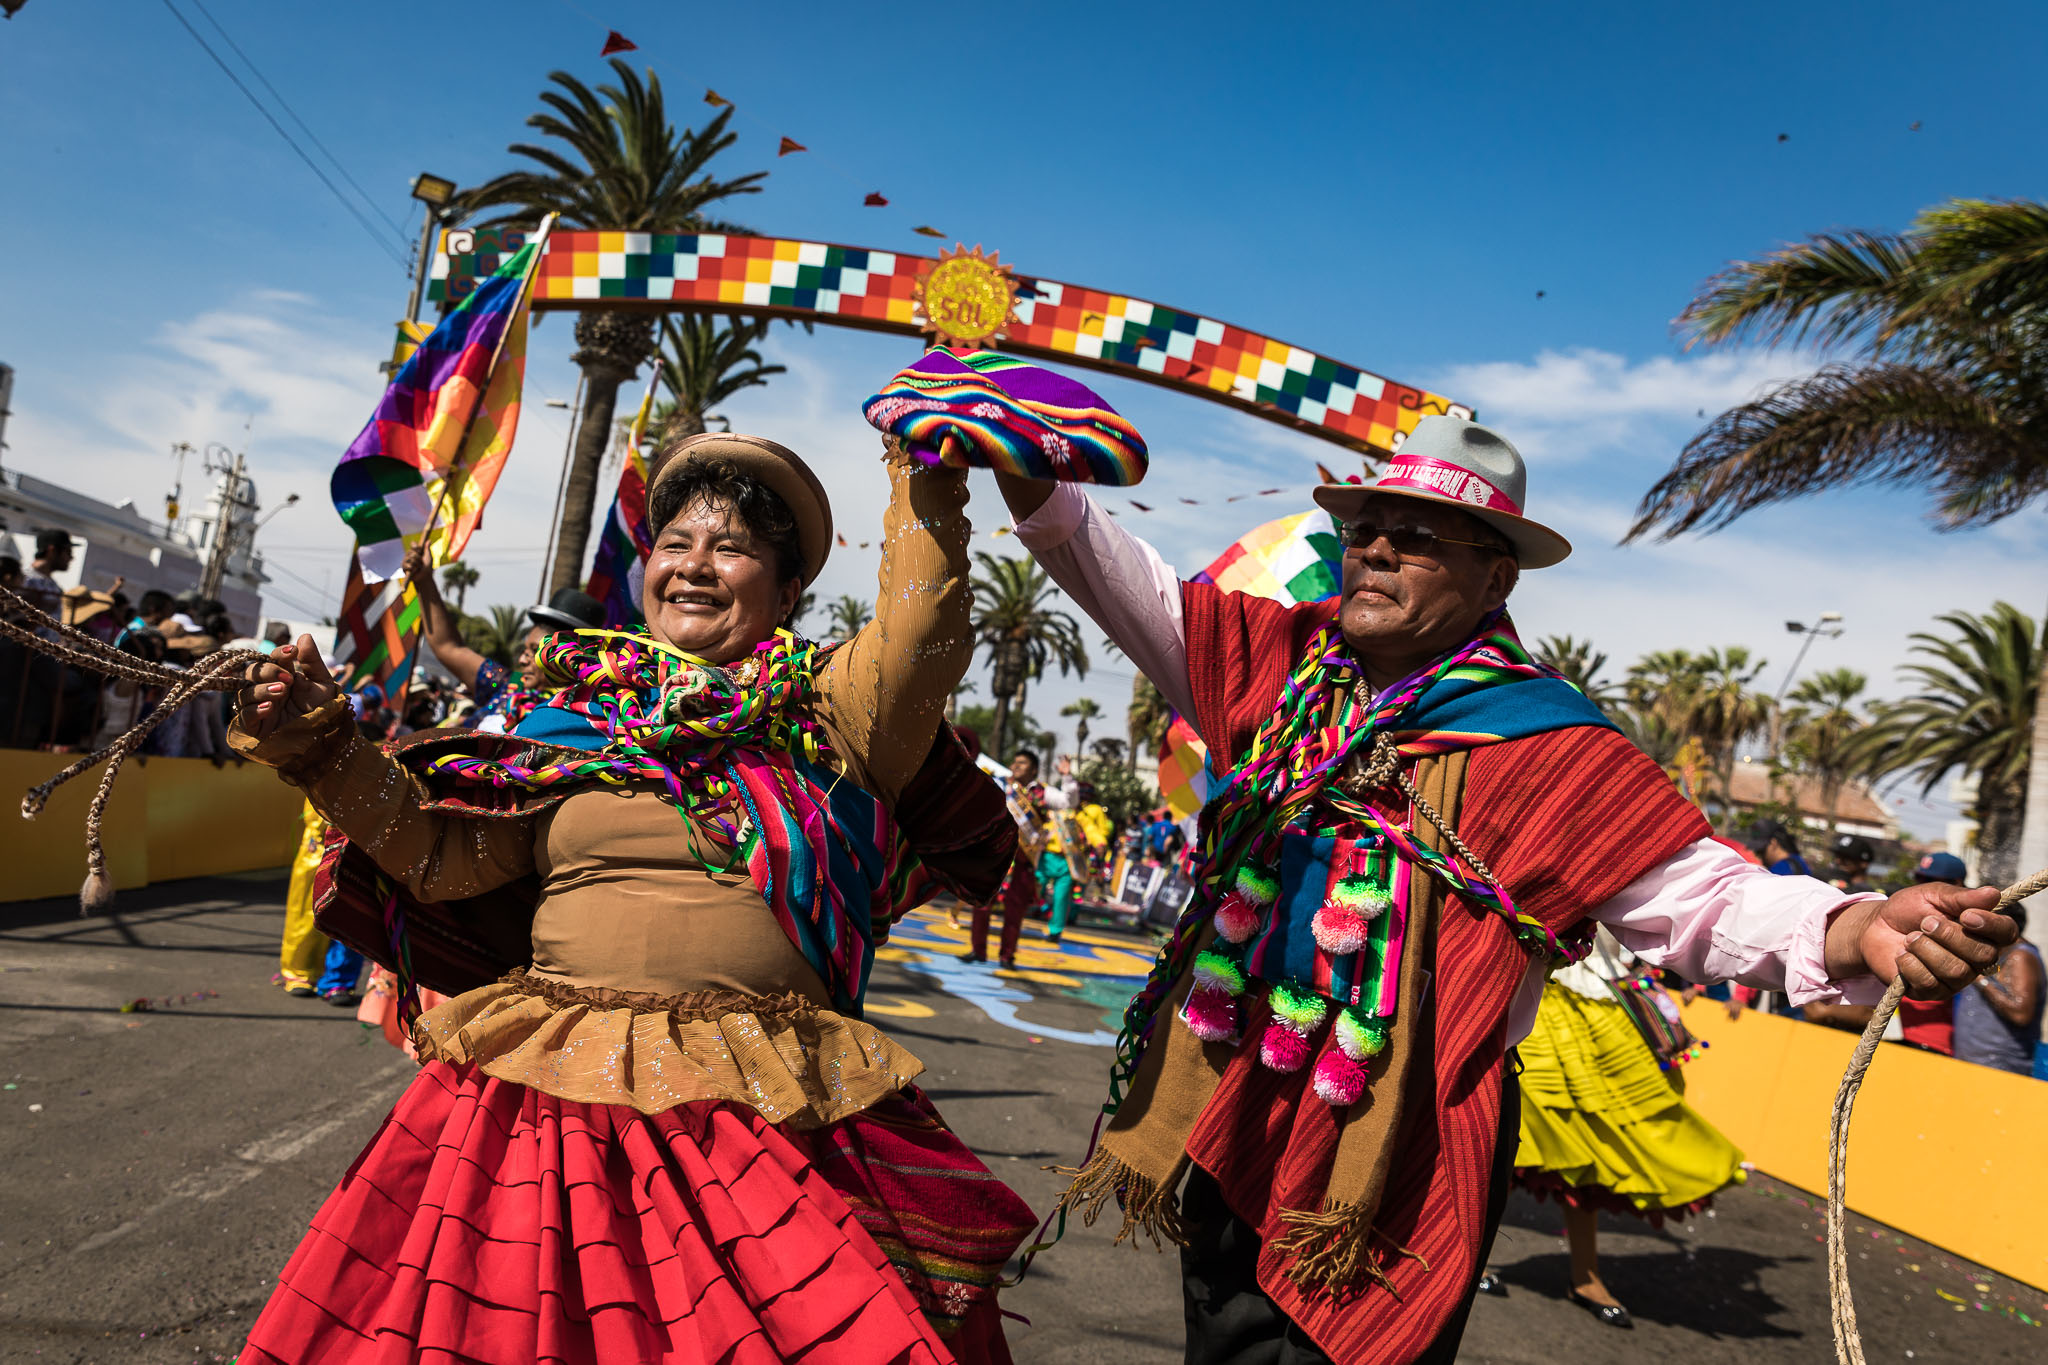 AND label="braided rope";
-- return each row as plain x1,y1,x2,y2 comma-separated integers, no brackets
1,582,265,911
1827,866,2048,1365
